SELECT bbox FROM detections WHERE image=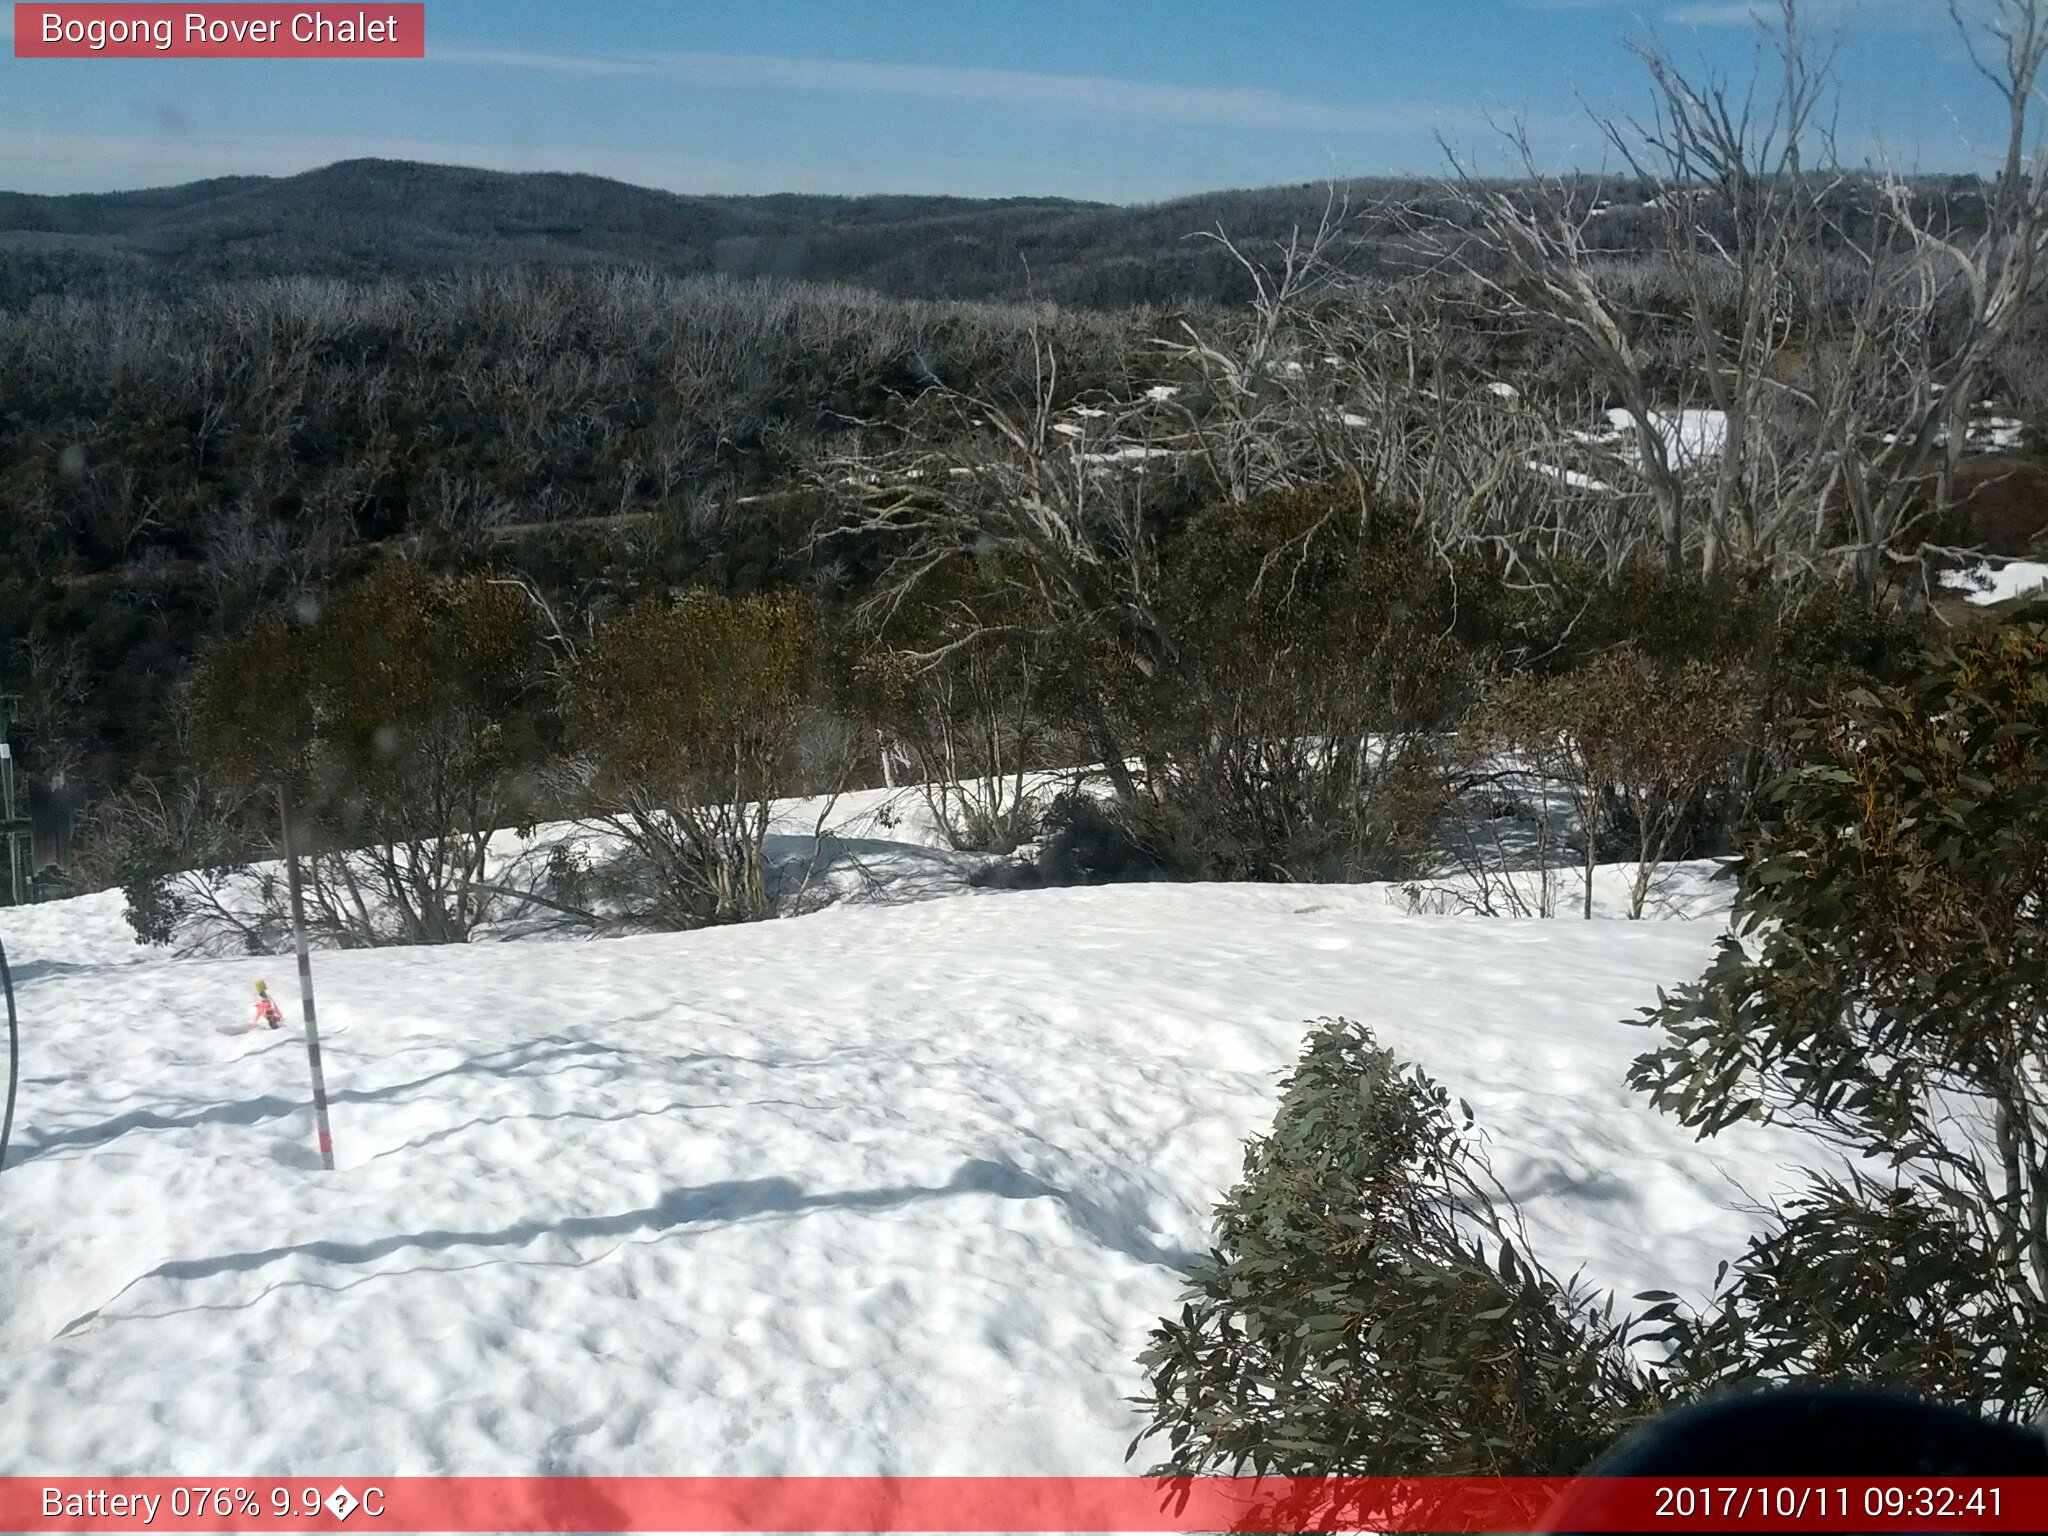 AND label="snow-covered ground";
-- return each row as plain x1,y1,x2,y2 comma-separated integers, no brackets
1941,558,2048,607
0,825,1826,1479
135,782,1043,956
1526,459,1614,494
1600,405,1729,467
